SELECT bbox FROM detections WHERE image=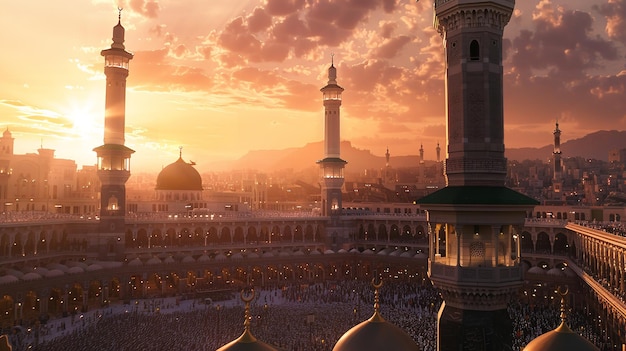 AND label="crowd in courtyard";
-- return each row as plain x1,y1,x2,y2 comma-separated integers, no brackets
1,280,617,351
